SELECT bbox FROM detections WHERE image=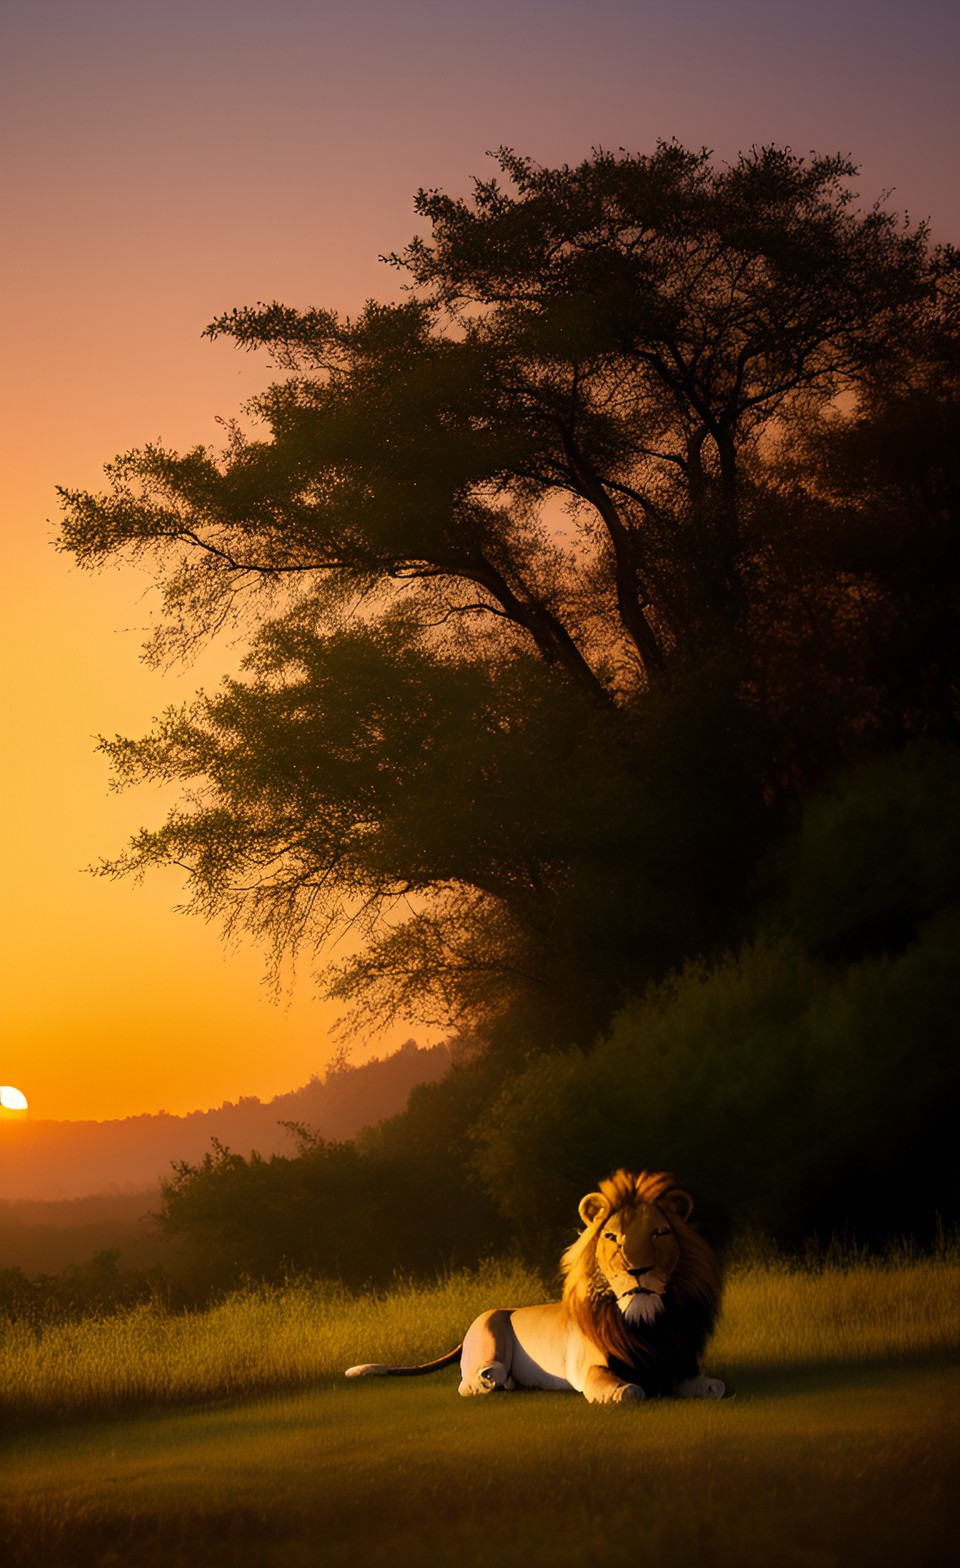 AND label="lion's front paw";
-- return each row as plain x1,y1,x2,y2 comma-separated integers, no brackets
613,1381,646,1404
674,1375,725,1399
